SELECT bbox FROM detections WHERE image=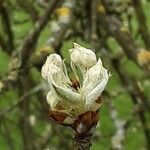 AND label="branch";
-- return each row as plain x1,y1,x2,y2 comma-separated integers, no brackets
0,0,62,94
17,0,39,22
31,0,75,68
104,94,125,150
90,0,99,50
0,0,14,54
0,33,7,51
132,0,150,49
18,73,37,150
0,83,43,118
112,58,150,149
98,6,150,73
1,118,16,150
